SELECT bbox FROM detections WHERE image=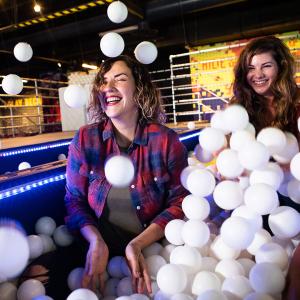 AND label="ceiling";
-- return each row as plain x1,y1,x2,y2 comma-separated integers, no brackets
1,0,300,77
